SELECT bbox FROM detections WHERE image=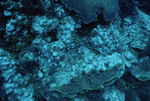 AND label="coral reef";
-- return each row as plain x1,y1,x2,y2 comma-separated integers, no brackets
0,0,150,101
